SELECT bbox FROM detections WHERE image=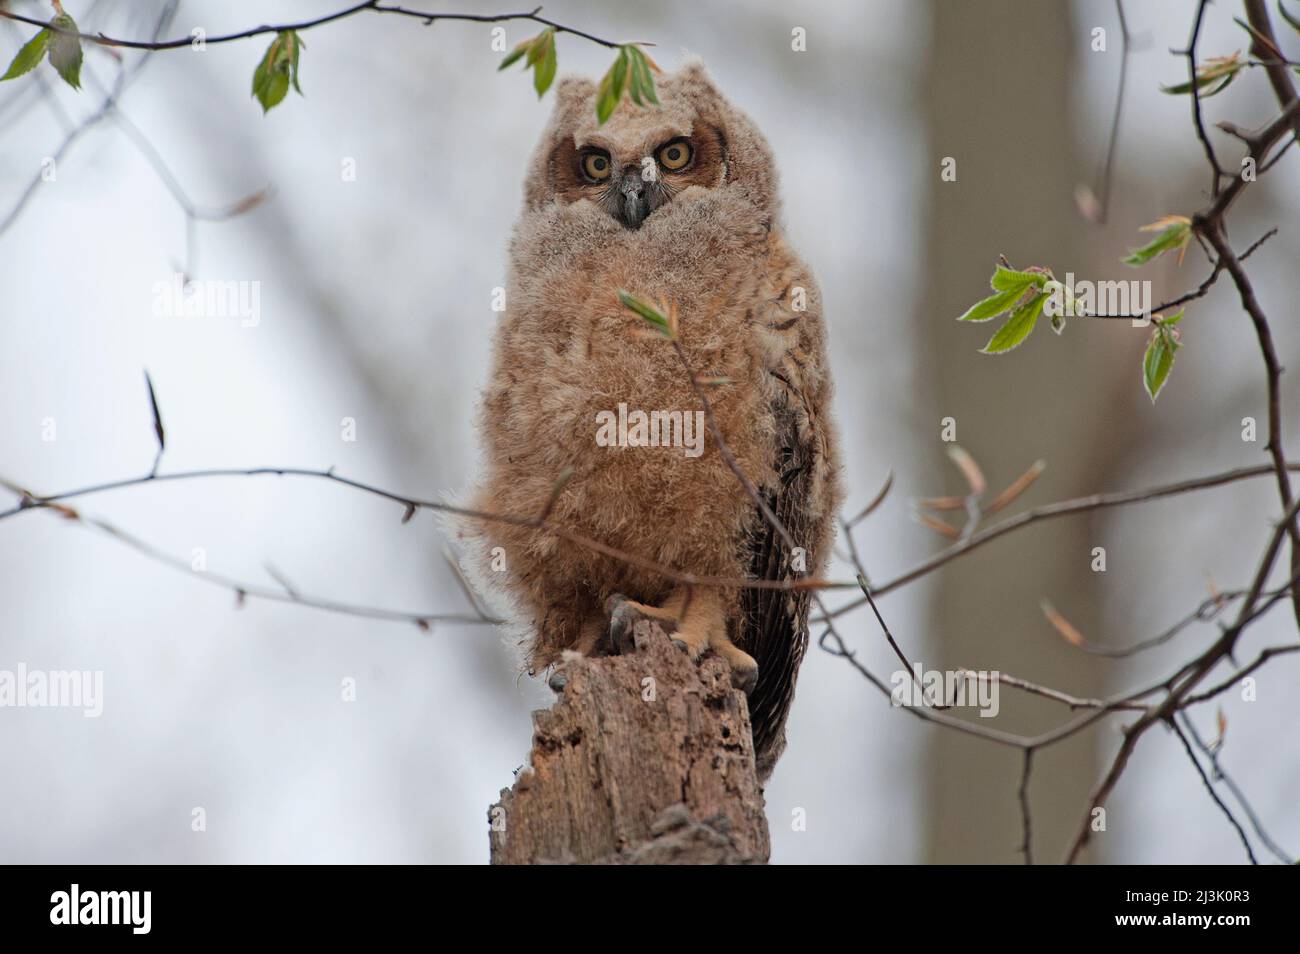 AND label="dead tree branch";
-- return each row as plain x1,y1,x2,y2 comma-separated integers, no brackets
488,619,769,864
